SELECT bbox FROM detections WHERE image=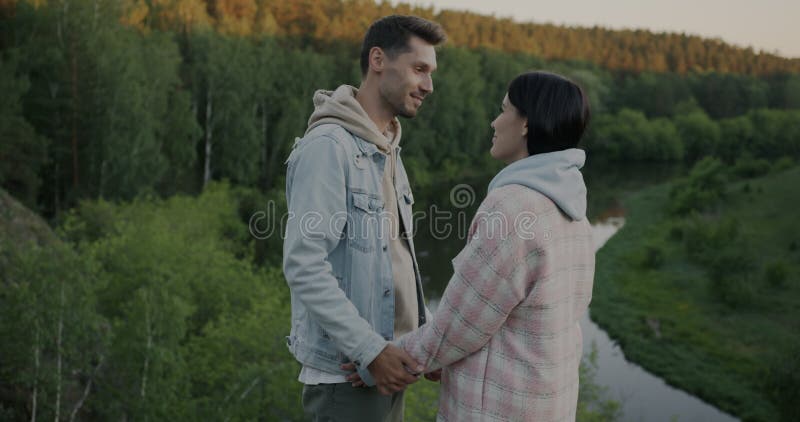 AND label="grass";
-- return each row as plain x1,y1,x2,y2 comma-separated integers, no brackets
590,165,800,421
